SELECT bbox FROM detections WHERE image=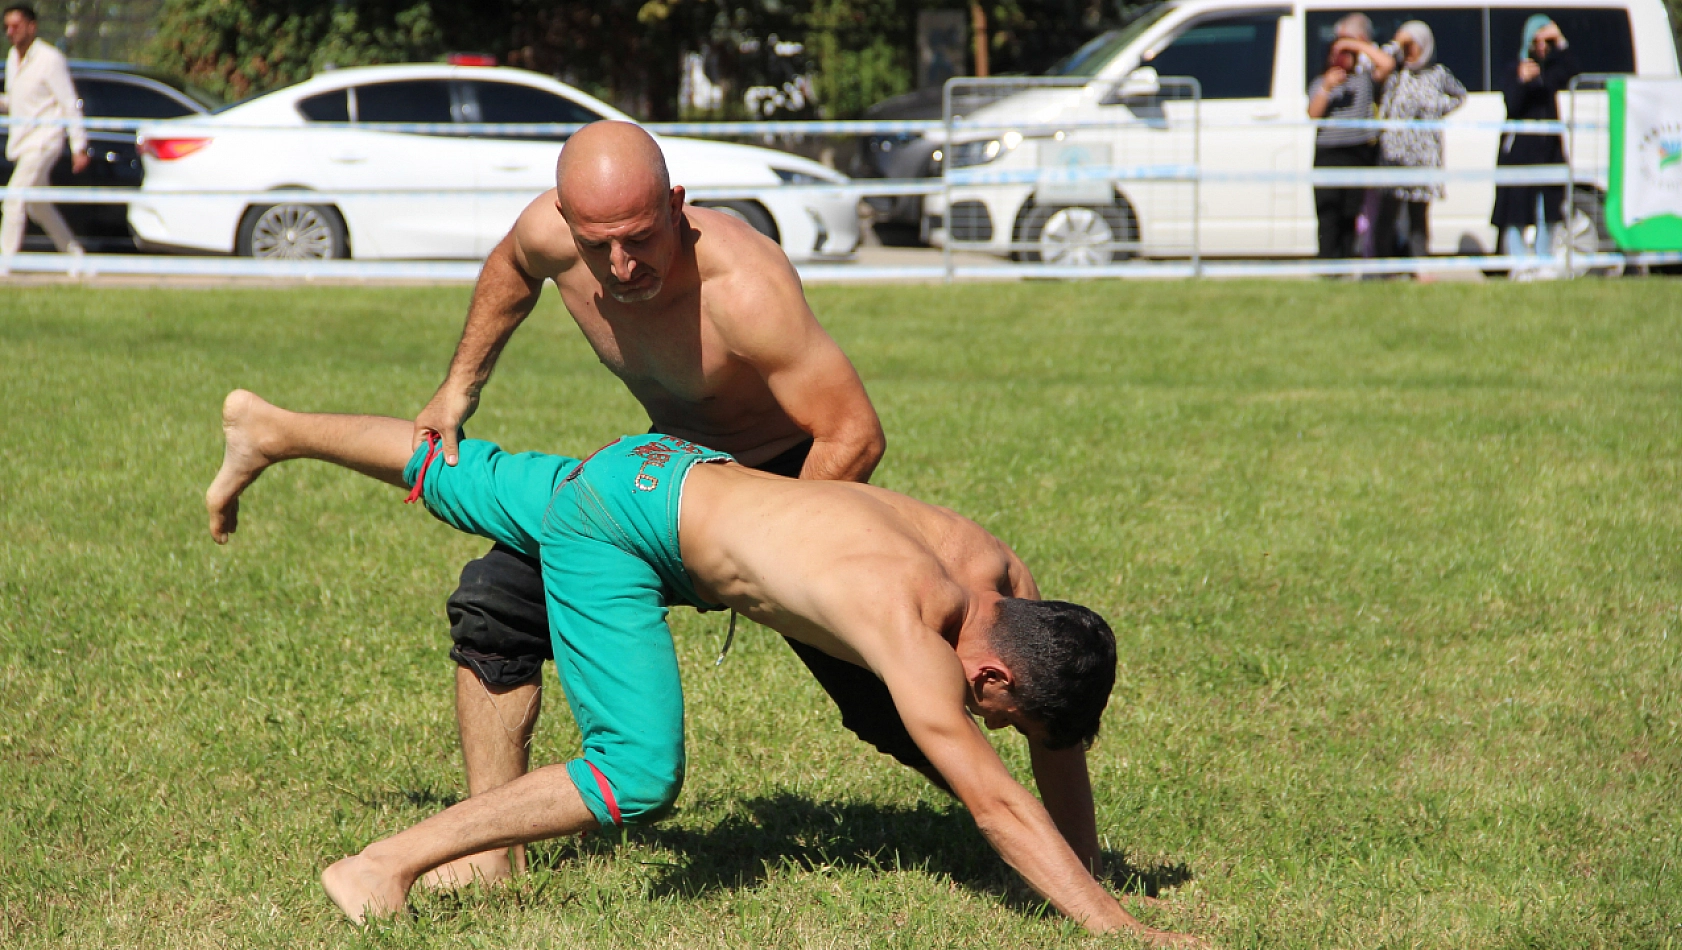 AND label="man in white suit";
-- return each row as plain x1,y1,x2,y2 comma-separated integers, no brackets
0,3,87,272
